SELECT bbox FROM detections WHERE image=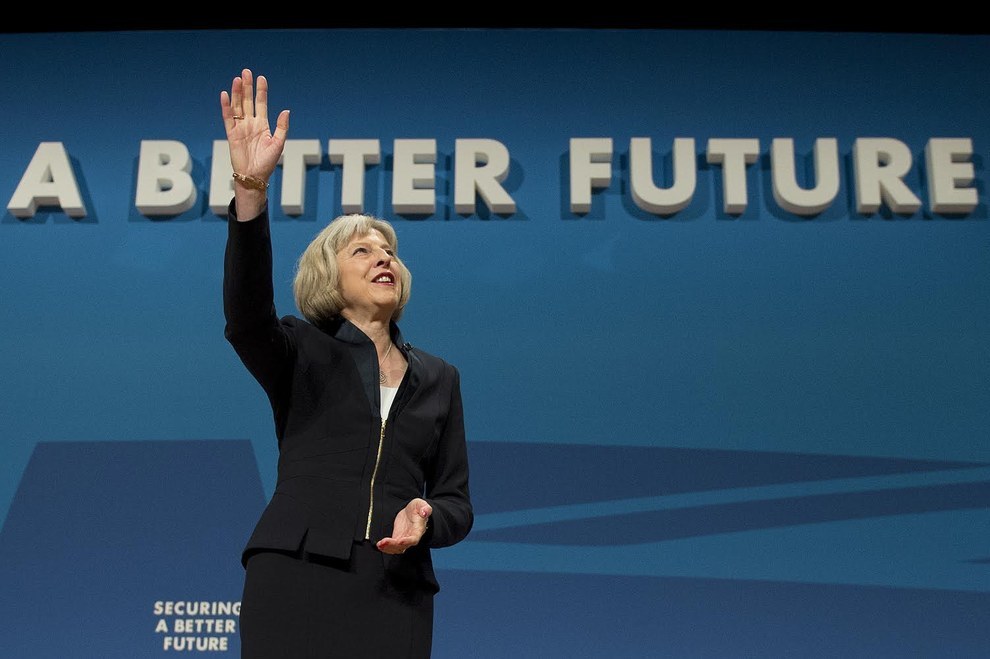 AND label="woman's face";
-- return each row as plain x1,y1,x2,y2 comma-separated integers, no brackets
336,229,401,320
